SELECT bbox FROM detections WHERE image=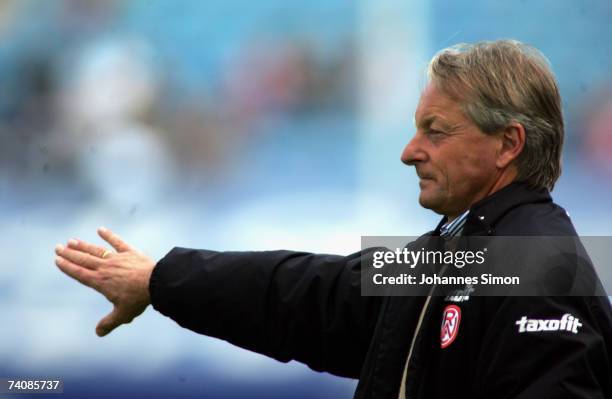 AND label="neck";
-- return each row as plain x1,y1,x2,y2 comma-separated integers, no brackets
486,170,517,198
444,168,518,223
